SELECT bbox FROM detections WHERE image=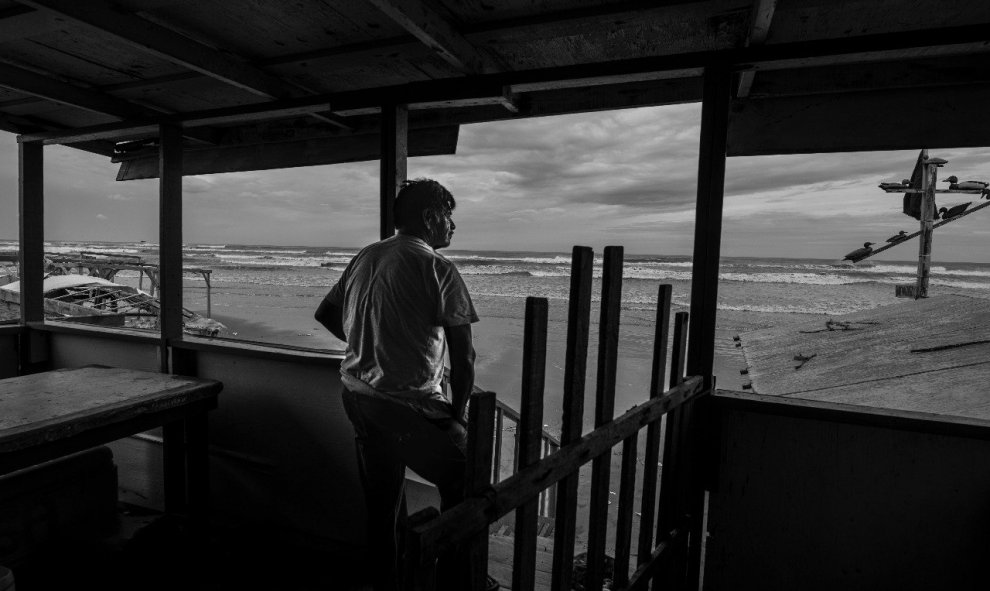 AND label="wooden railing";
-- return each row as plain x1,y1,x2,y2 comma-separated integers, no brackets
407,245,710,590
492,396,560,519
